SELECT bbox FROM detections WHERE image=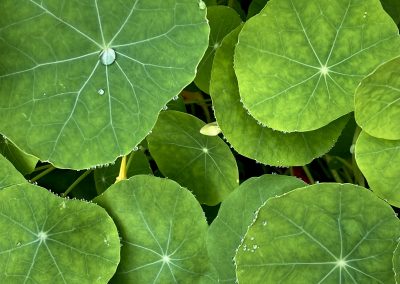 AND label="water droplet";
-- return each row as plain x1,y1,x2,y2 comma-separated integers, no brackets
262,221,267,226
198,0,206,10
213,42,220,50
250,237,255,241
162,105,168,110
253,244,258,249
349,144,355,154
100,48,116,65
133,146,139,151
98,89,105,95
172,95,179,101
